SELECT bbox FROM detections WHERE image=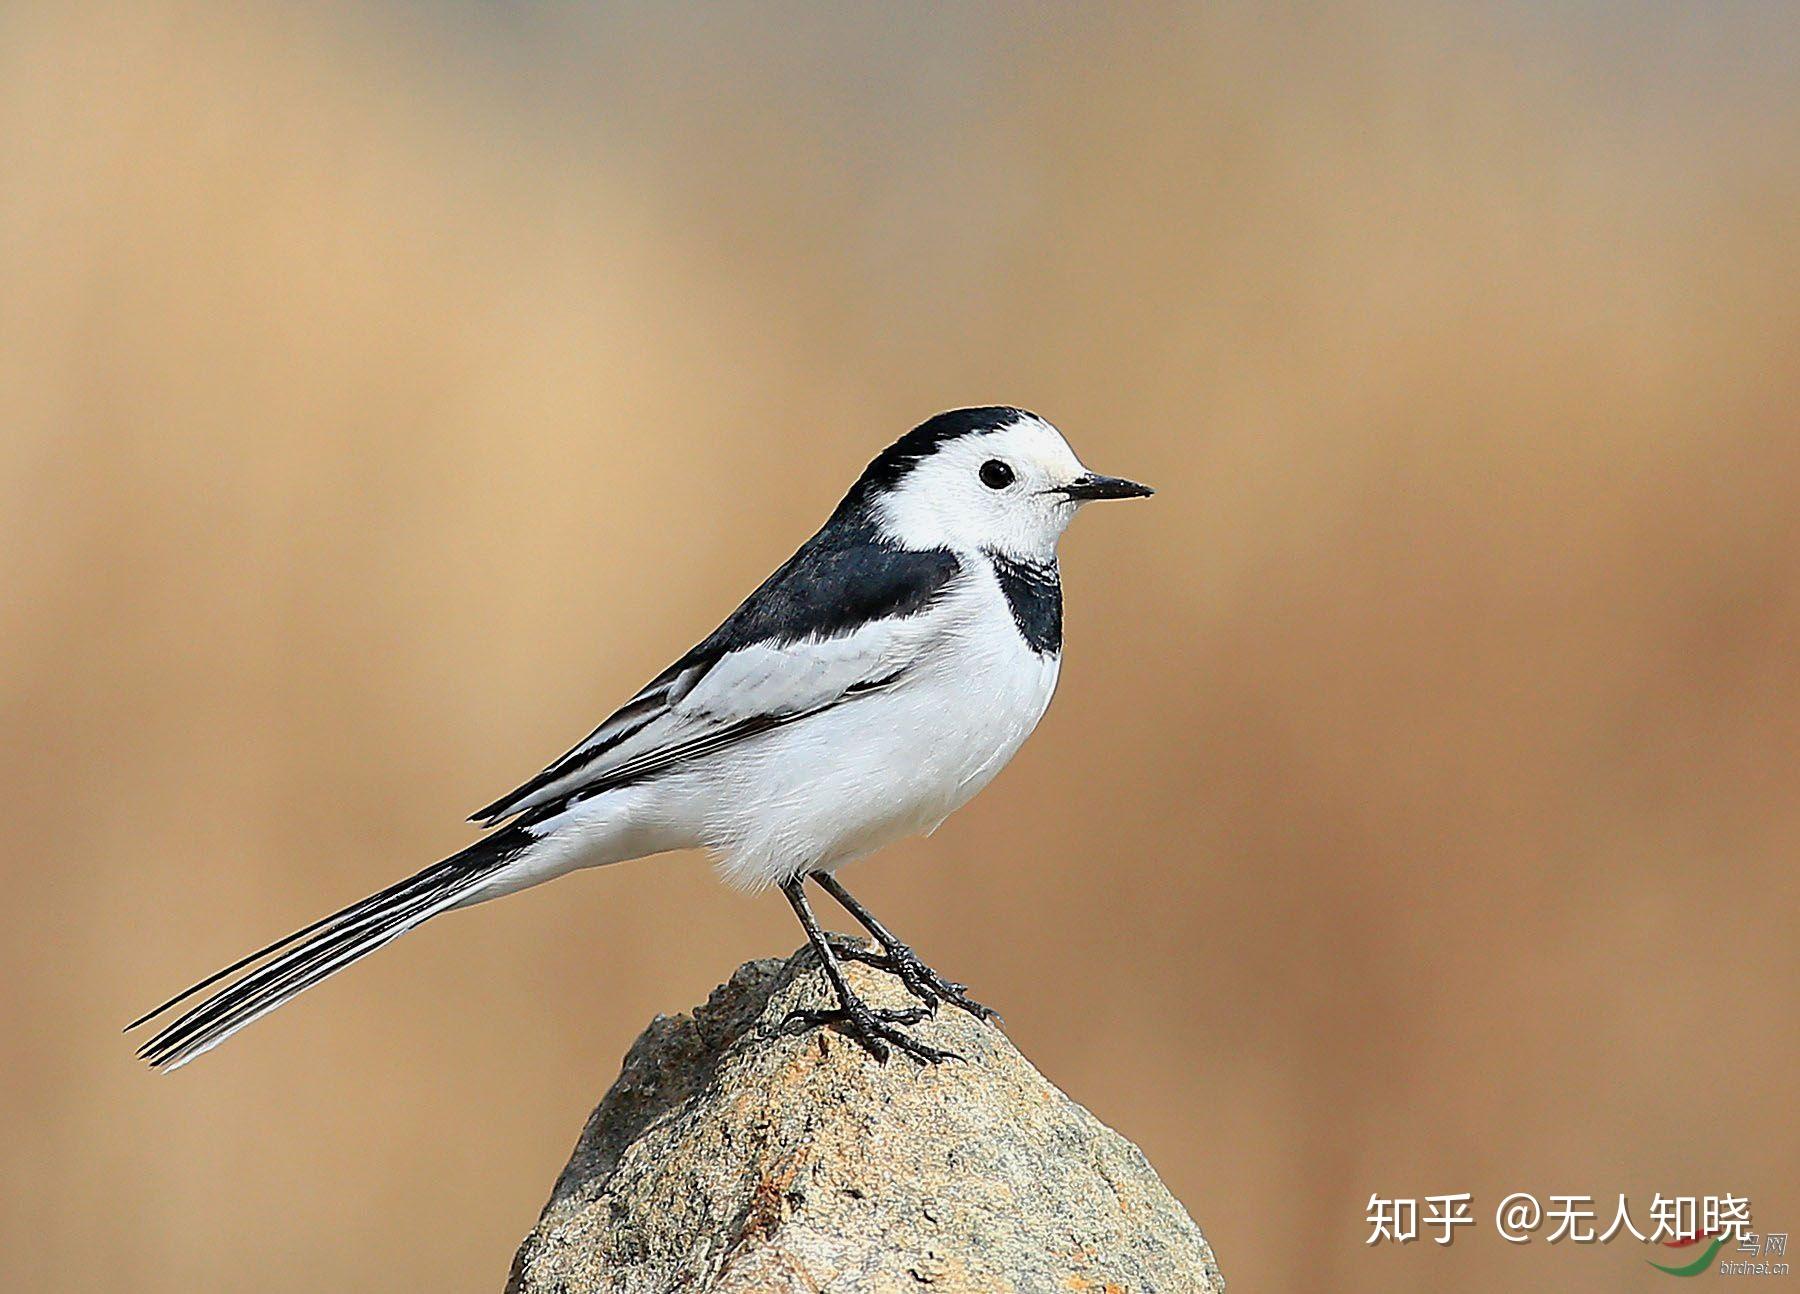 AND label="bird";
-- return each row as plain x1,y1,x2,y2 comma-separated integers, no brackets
128,407,1152,1068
